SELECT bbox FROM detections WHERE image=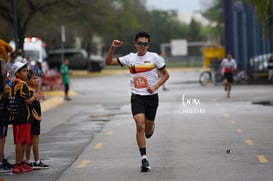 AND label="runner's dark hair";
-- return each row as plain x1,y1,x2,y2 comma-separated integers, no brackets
135,32,151,42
